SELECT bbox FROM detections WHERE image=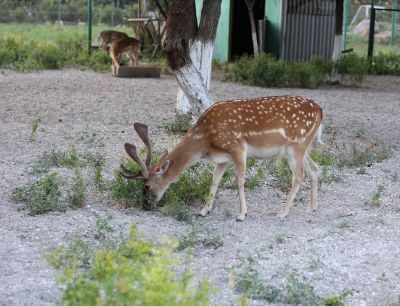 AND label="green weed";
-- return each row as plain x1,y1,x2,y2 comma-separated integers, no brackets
322,290,353,306
338,219,351,229
30,147,81,174
12,172,63,215
178,222,223,250
68,170,86,208
370,185,384,206
29,116,43,141
336,141,390,168
245,167,264,190
46,225,212,305
163,113,193,134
